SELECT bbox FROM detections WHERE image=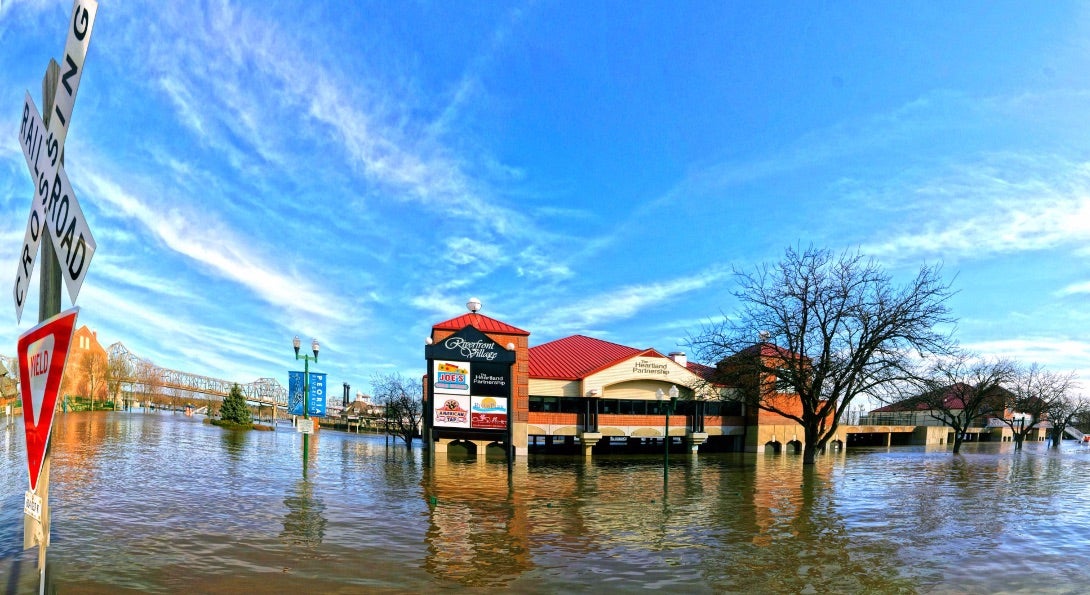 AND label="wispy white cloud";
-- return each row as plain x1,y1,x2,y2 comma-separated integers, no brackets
91,257,198,301
1058,280,1090,296
962,337,1090,385
158,76,206,139
444,237,503,265
82,169,348,323
516,246,573,281
534,267,731,336
78,282,280,383
125,0,566,298
865,154,1090,261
